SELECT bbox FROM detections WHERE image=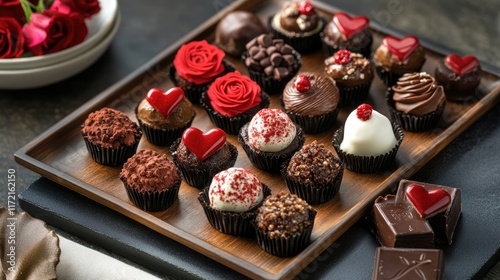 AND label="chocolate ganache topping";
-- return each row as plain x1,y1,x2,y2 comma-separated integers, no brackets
283,72,339,116
392,72,445,116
